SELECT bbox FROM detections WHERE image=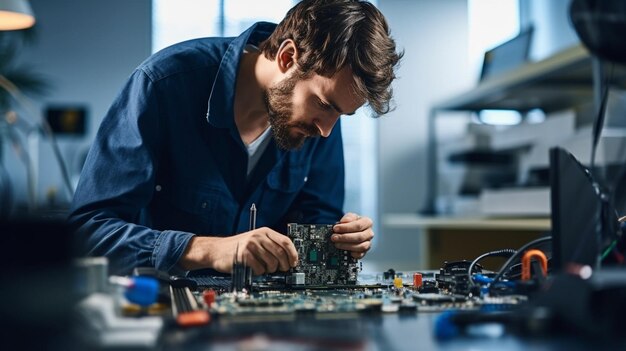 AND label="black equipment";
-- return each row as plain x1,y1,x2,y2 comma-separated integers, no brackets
570,0,626,65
